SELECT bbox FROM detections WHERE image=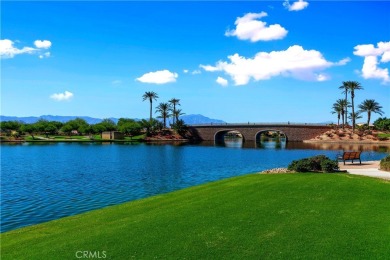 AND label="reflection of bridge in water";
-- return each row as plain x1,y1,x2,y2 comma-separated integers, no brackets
189,123,331,142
